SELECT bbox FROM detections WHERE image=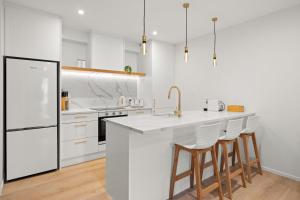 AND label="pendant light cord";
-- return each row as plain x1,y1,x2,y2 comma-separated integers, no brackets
185,6,188,47
213,20,216,55
143,0,146,35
